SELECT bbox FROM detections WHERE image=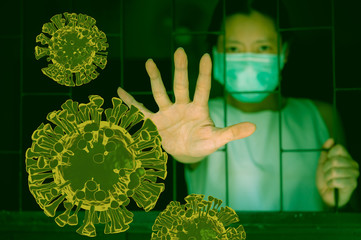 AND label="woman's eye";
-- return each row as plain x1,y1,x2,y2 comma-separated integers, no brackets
258,45,272,52
225,46,239,53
